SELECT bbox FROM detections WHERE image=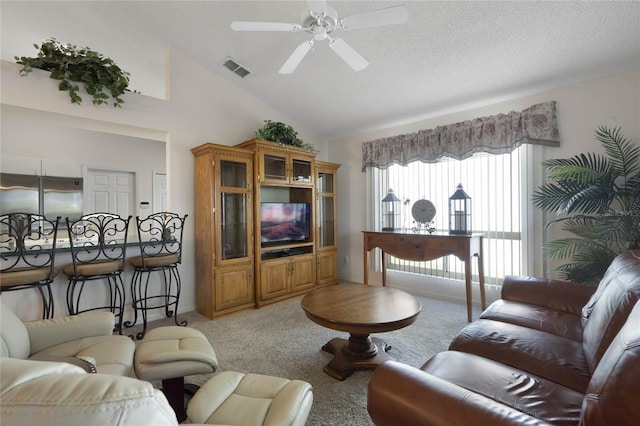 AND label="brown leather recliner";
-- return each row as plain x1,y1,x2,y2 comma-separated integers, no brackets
368,250,640,425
